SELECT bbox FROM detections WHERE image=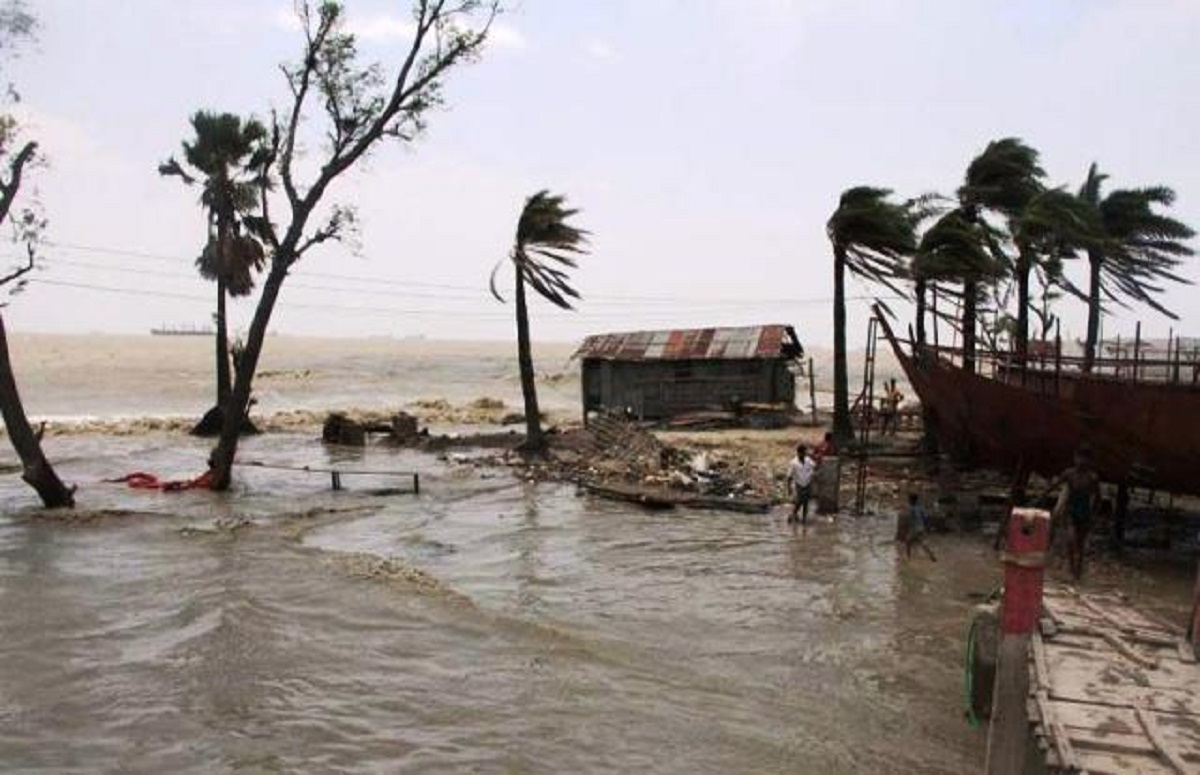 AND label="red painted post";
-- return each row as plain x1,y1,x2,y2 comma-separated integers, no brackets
999,507,1051,635
985,507,1051,775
